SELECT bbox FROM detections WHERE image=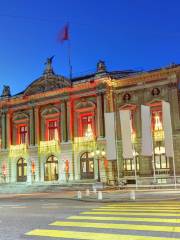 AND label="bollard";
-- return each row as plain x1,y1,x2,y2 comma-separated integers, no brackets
86,189,90,197
98,191,103,200
130,190,136,201
77,191,82,199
